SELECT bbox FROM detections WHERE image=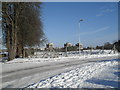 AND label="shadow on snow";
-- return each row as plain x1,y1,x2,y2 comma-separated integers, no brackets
86,78,119,88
